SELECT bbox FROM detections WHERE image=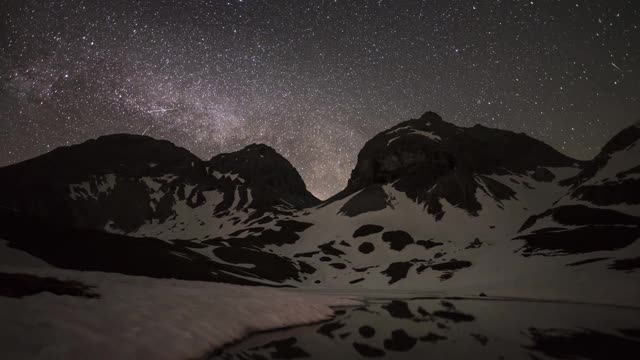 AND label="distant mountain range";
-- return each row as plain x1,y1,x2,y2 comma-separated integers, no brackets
1,112,638,301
